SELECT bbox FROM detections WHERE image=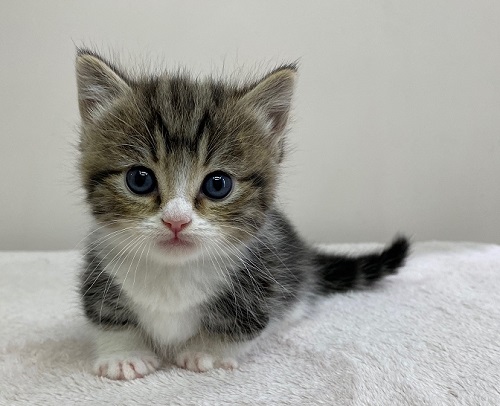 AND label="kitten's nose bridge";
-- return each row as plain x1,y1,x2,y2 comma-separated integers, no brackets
161,197,193,233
